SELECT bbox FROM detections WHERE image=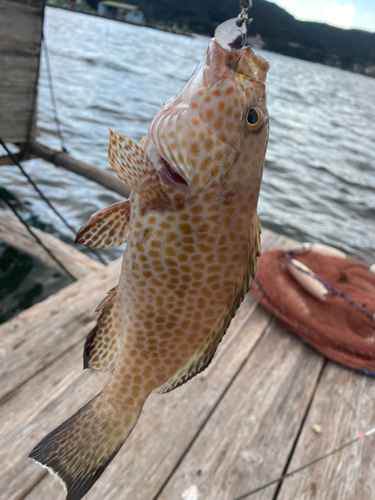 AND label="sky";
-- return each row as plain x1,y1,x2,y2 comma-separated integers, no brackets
269,0,375,31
